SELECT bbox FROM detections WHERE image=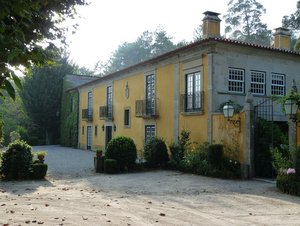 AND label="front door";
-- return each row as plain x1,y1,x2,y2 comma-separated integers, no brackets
105,126,112,148
87,126,92,150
